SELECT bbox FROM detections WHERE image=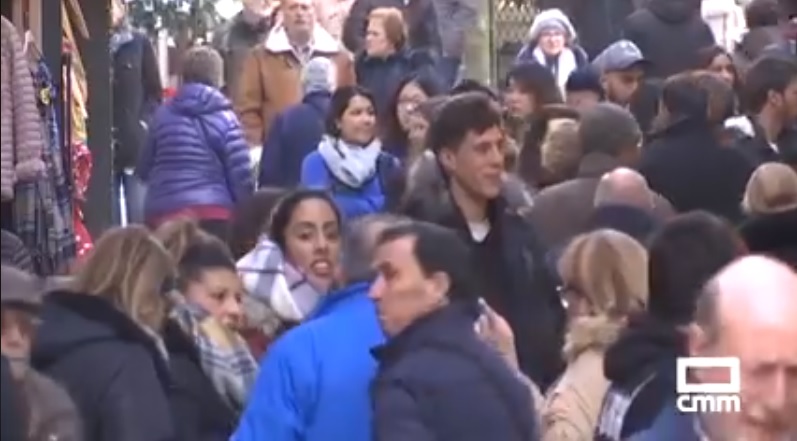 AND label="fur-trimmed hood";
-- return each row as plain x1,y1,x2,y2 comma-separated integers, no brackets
564,315,625,362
